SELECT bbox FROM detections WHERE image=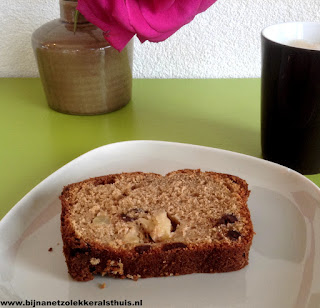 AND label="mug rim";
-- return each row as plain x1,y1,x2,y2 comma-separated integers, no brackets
261,21,320,51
